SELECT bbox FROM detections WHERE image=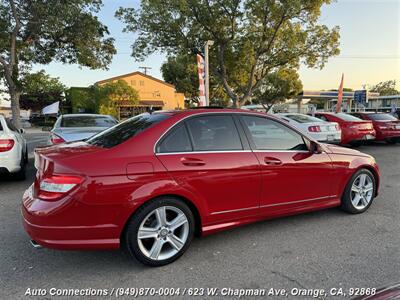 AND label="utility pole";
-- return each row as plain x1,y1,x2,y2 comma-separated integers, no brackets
139,66,152,75
204,40,214,106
